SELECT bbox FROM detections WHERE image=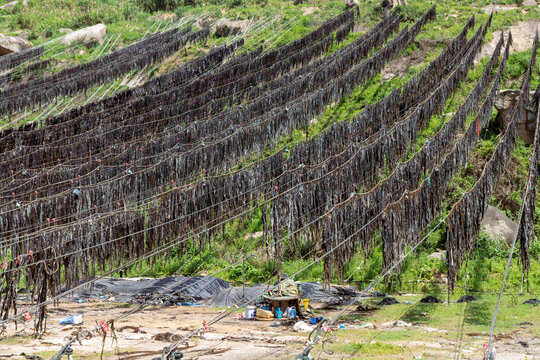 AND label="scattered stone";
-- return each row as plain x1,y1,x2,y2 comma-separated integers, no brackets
0,1,18,10
194,18,212,30
420,312,428,317
480,4,516,13
457,295,478,303
420,296,442,304
523,298,540,305
0,33,32,55
214,18,250,37
60,24,107,46
151,13,176,21
427,250,446,261
480,205,518,245
378,297,399,306
244,231,263,241
380,320,412,328
293,320,314,332
344,0,359,8
302,6,317,15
